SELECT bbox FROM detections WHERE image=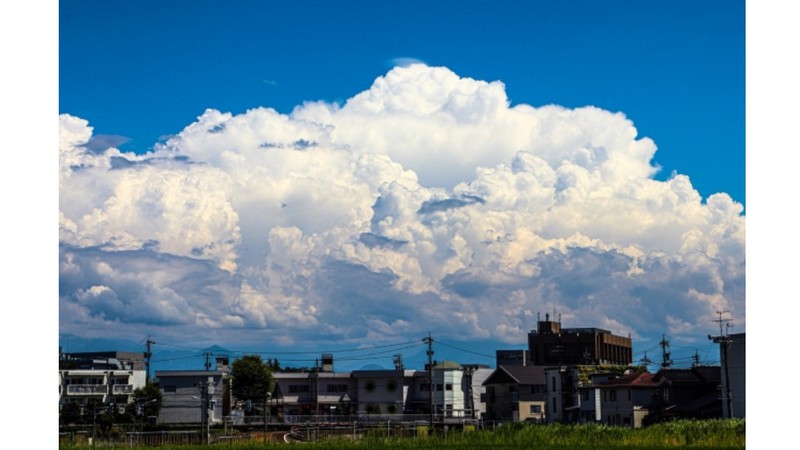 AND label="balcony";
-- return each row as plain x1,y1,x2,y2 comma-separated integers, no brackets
66,385,107,395
112,384,134,395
